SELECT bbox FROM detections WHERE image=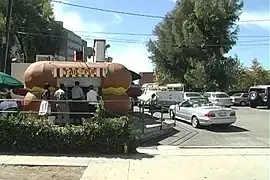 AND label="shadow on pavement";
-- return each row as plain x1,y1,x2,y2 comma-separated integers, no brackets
204,125,249,133
139,129,180,147
0,150,154,160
